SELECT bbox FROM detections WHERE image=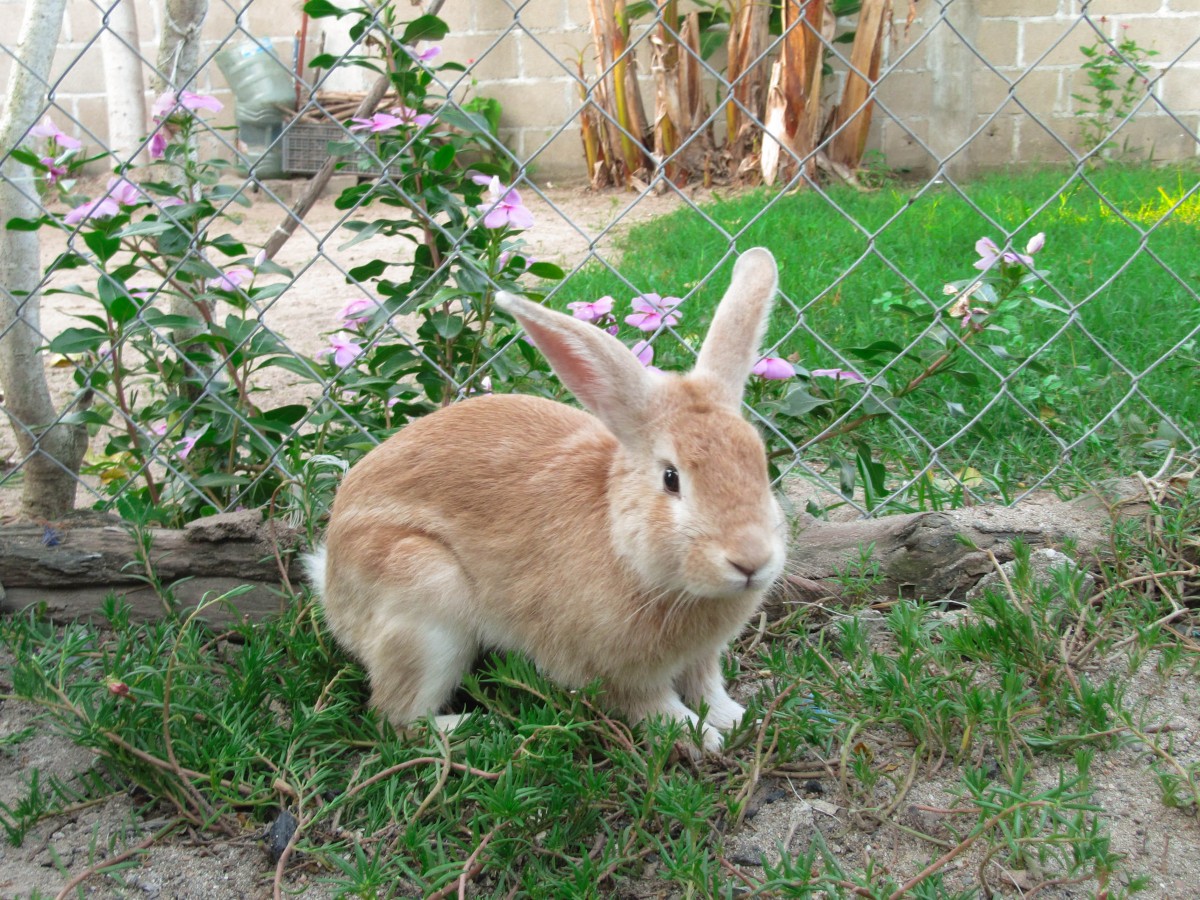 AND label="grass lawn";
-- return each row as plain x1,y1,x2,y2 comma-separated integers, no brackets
550,166,1200,506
